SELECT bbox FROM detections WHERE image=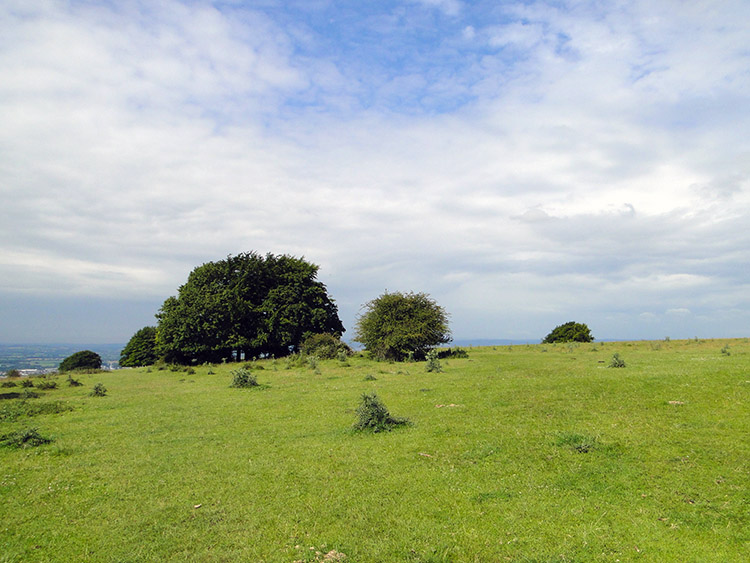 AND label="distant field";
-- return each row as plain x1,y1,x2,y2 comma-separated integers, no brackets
0,344,123,373
1,339,748,562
